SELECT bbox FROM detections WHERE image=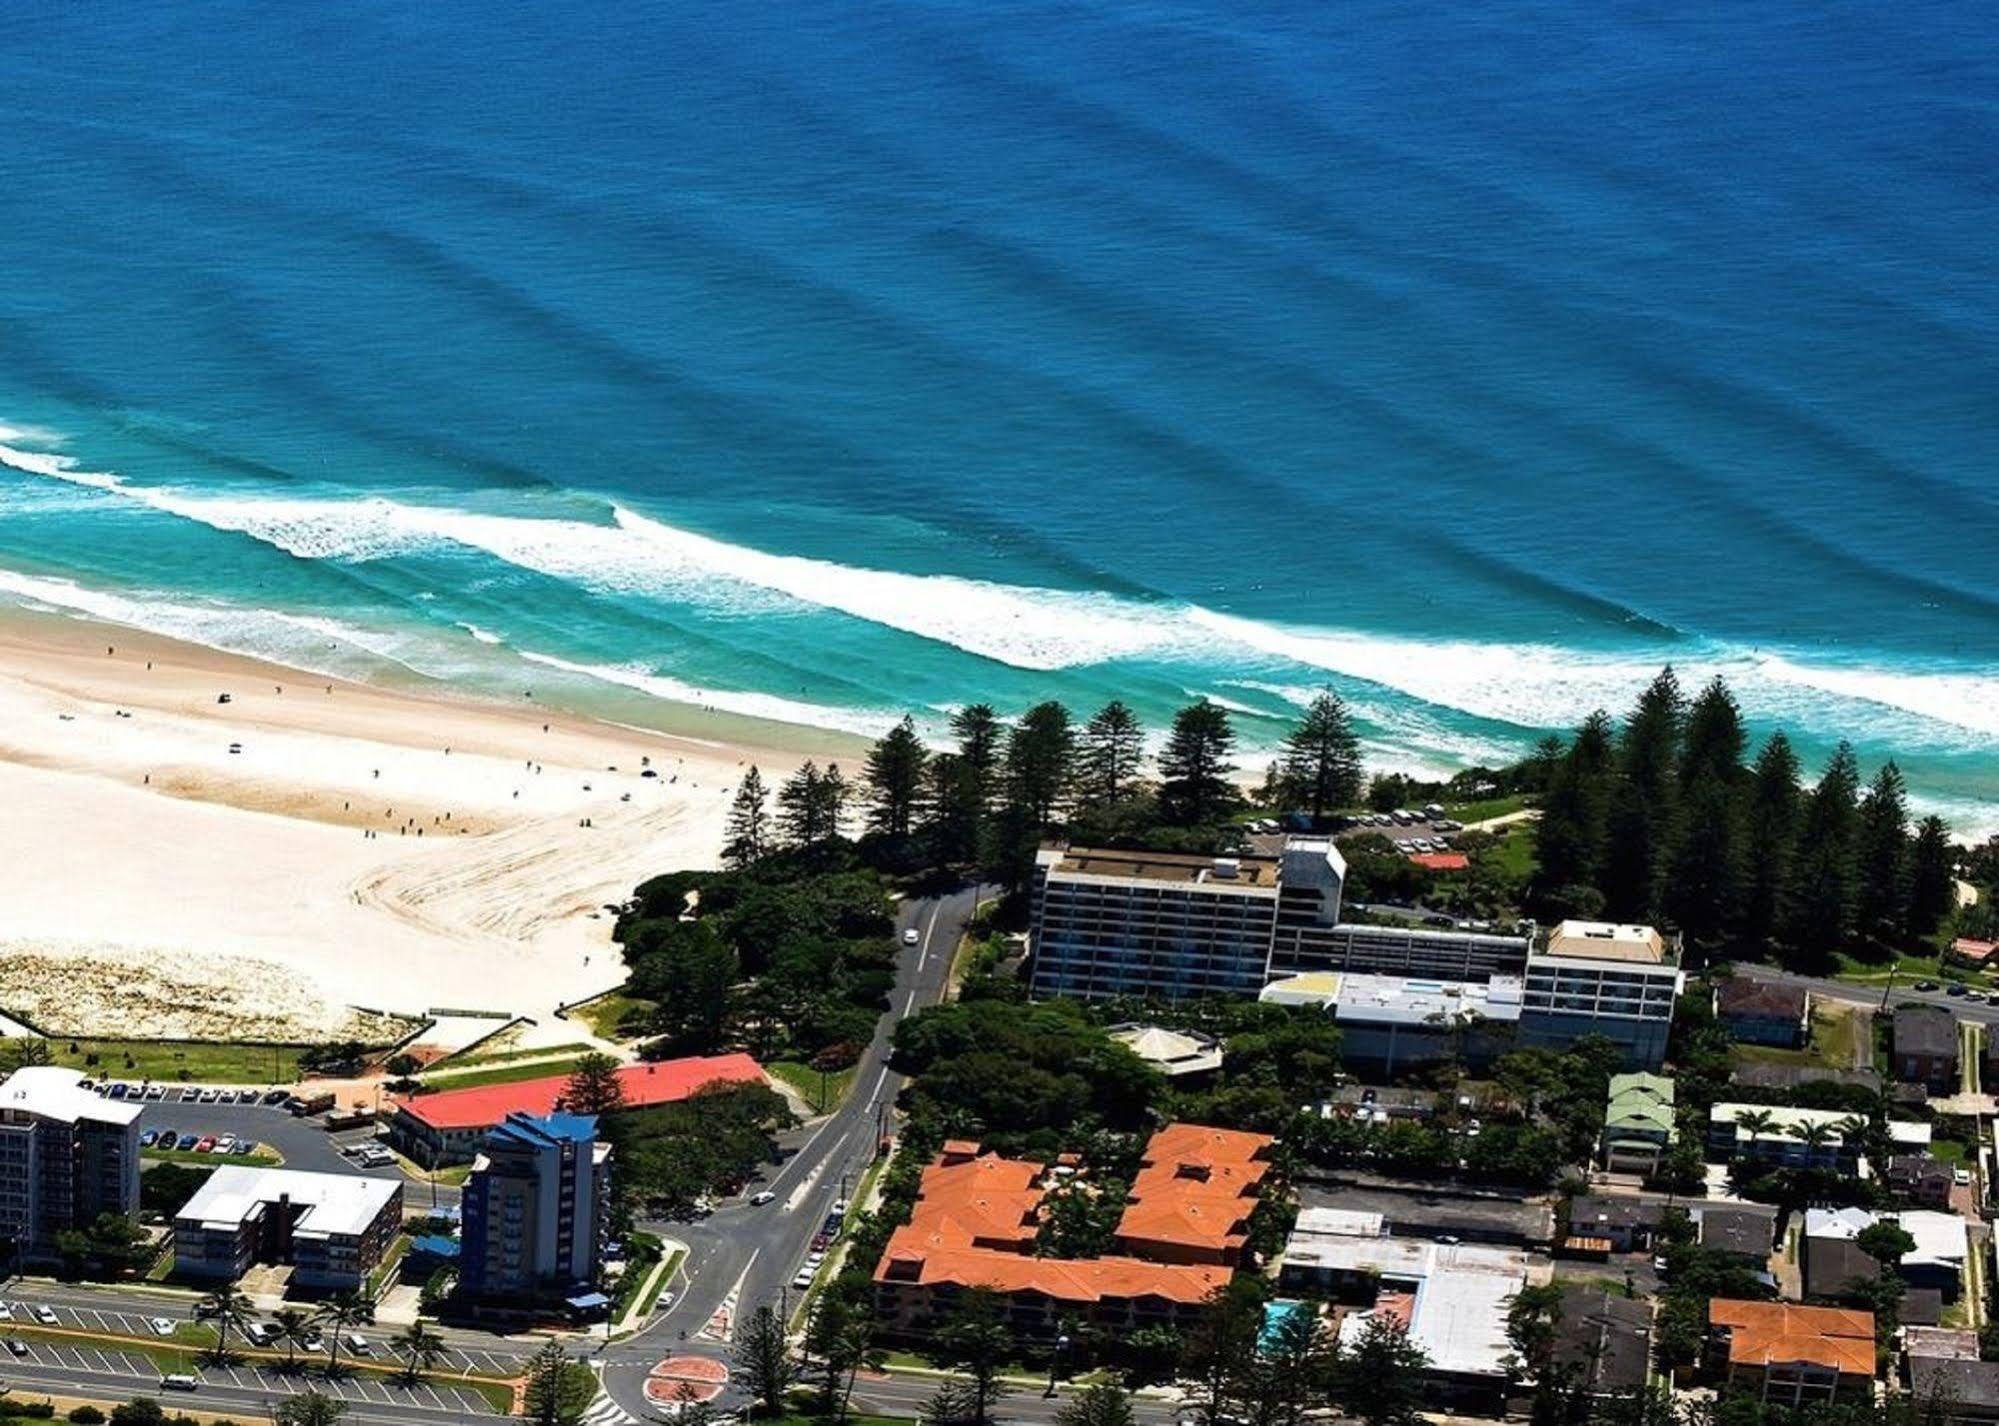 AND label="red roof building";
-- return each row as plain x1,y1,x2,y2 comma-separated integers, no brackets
387,1054,765,1166
874,1122,1273,1343
1408,851,1470,872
